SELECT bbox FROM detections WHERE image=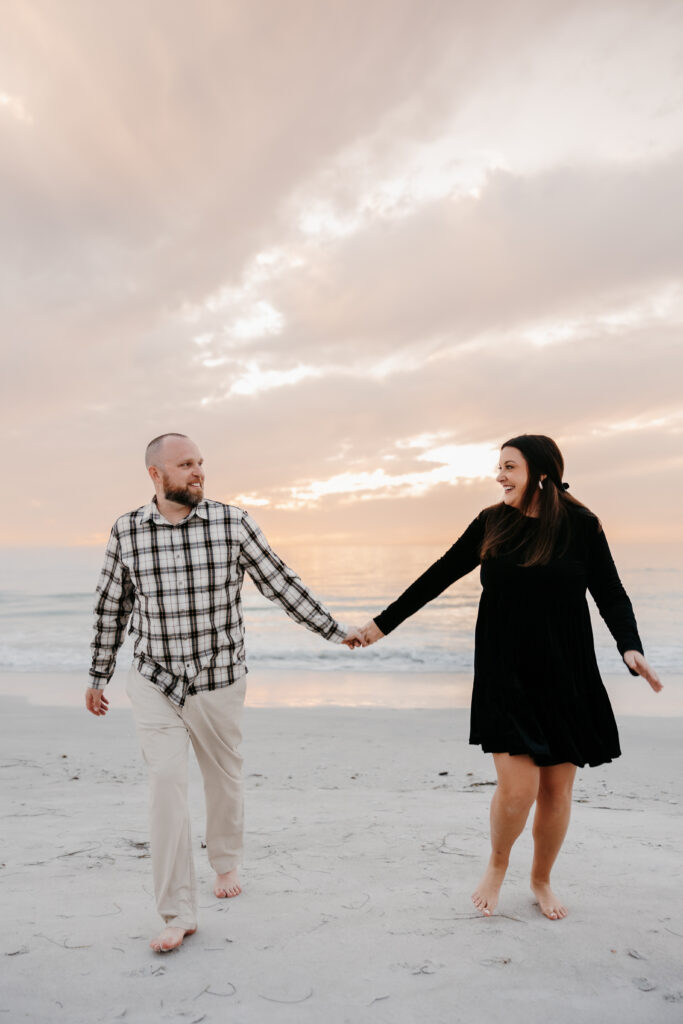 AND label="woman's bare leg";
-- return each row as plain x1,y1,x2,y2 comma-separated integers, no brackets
472,753,539,916
530,762,576,920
